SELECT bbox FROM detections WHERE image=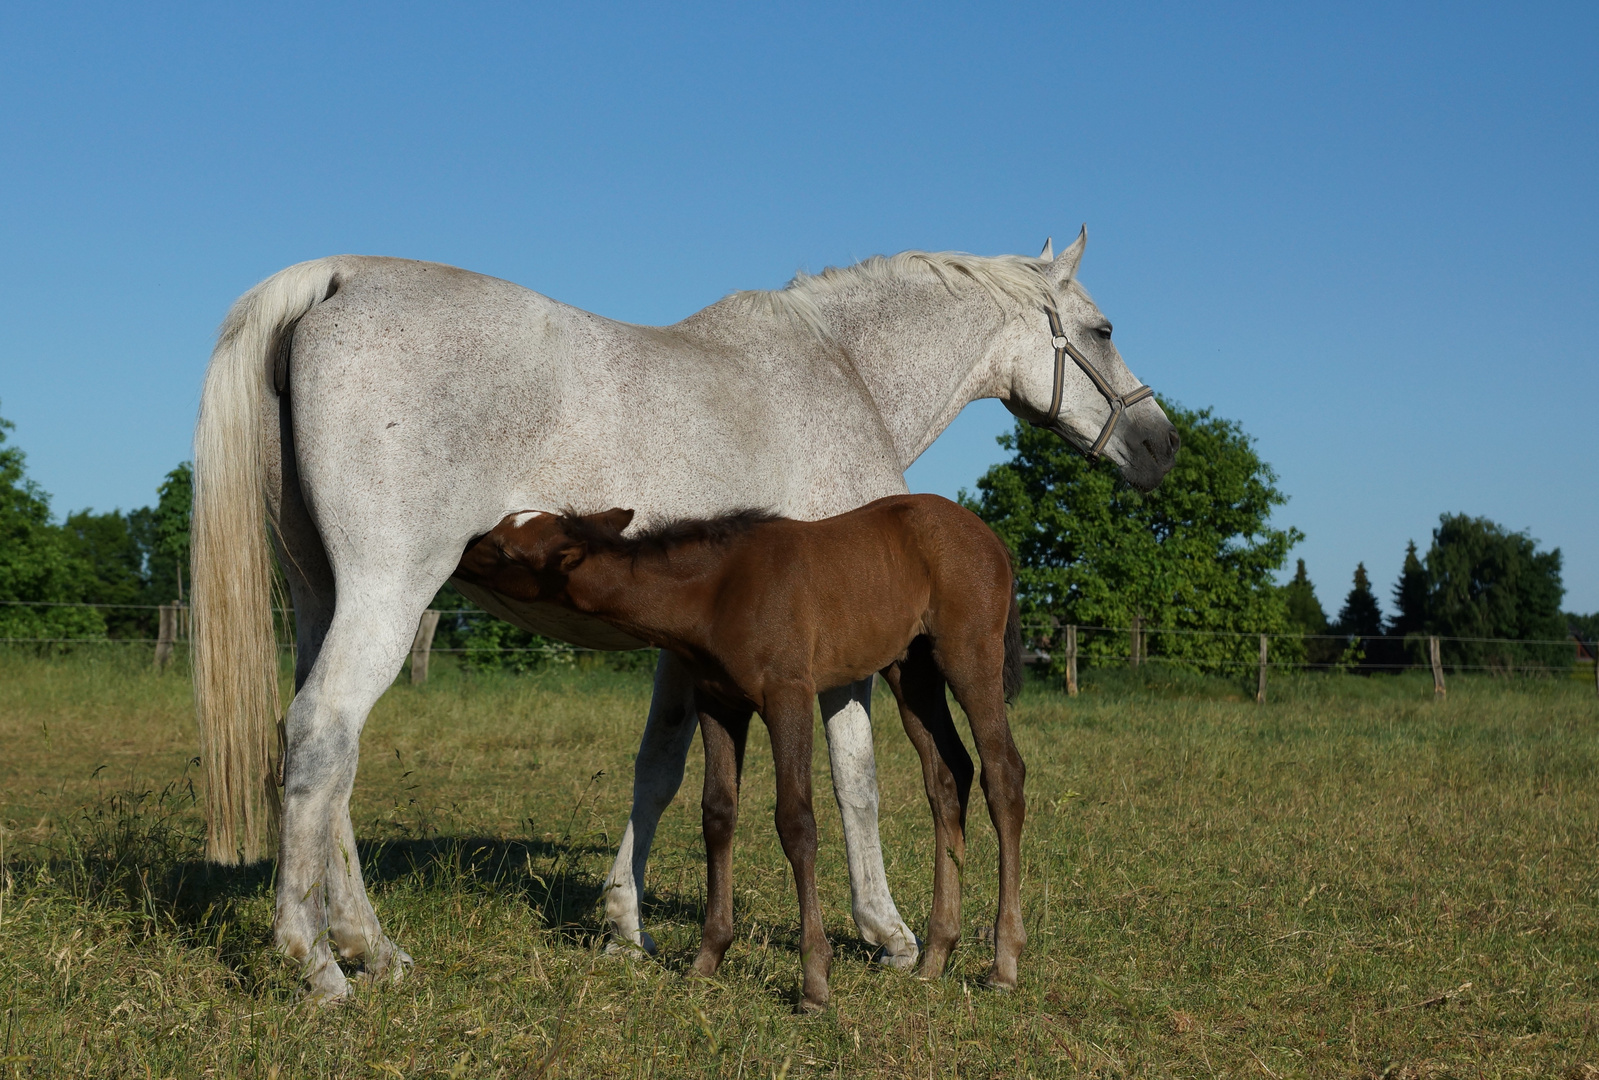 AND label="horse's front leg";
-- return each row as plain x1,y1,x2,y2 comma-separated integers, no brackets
603,652,699,956
818,679,919,970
